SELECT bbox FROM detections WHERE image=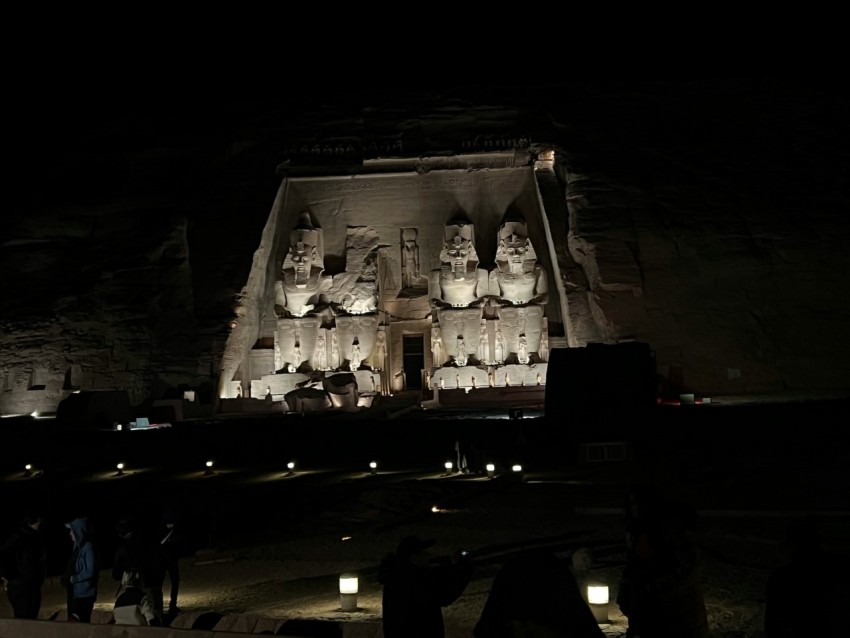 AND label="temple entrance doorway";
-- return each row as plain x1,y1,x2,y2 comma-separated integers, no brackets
402,335,424,390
